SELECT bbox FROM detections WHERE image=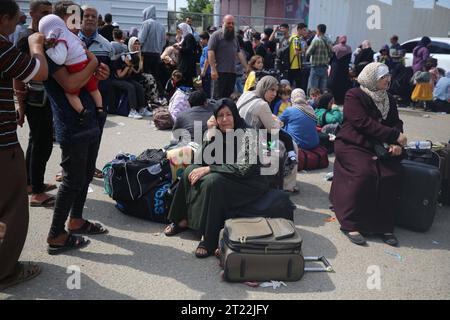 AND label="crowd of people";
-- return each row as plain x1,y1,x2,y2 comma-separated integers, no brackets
0,0,449,290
